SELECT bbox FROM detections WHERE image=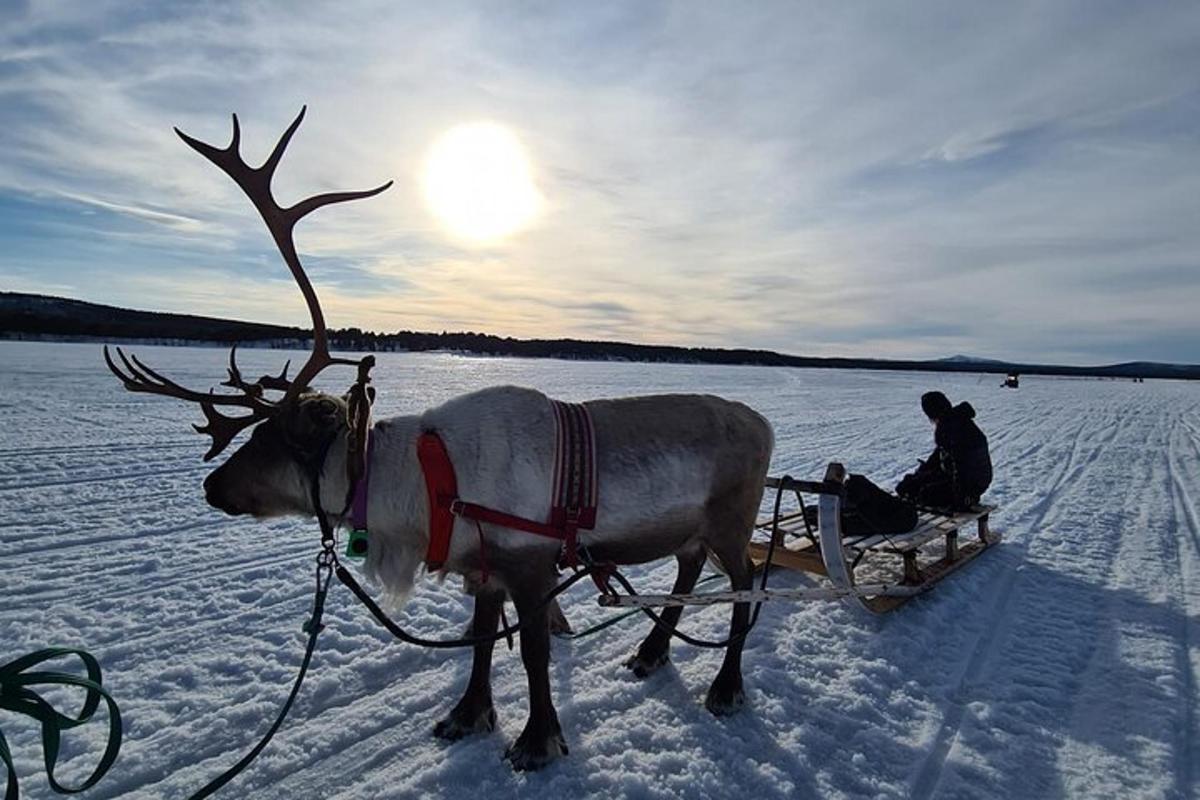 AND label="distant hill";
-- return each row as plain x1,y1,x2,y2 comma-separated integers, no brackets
2,292,1197,381
0,292,306,344
938,354,1011,367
